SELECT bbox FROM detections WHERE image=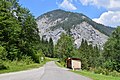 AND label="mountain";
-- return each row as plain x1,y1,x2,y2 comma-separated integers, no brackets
36,9,115,48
